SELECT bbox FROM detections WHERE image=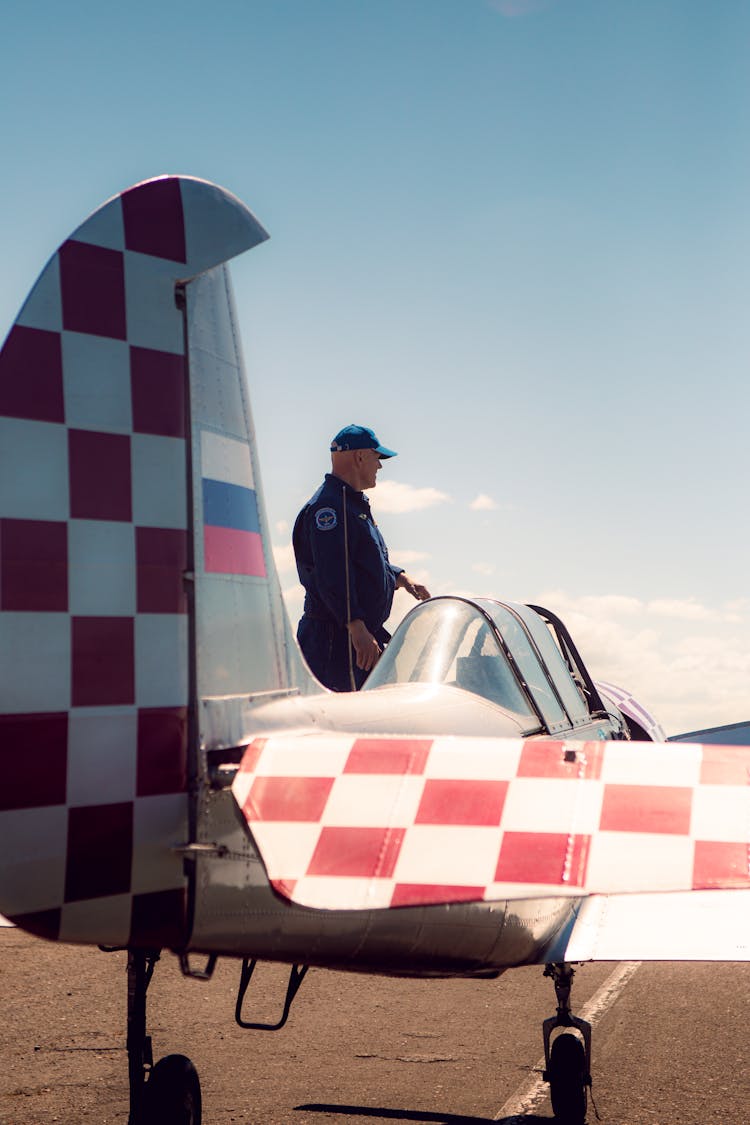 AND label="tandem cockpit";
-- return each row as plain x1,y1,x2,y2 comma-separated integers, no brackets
363,596,628,741
231,596,629,745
